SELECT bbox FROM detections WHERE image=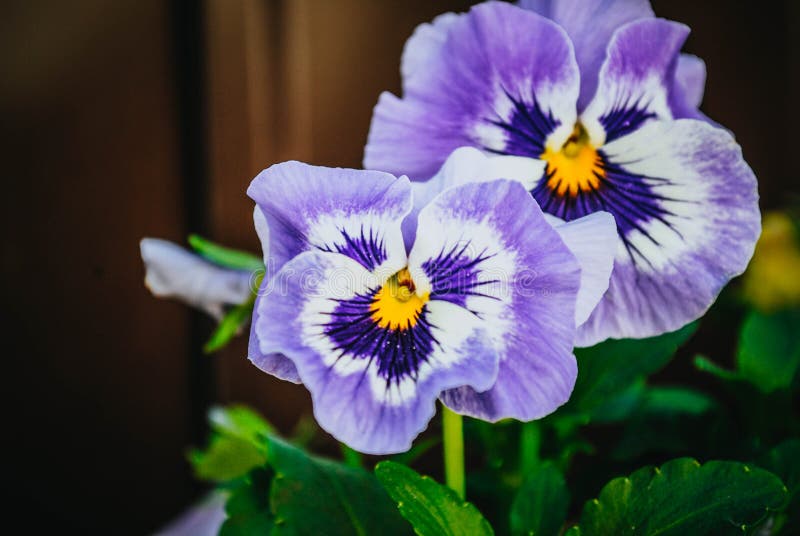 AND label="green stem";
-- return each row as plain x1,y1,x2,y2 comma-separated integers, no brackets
519,421,541,477
442,405,465,499
340,443,363,468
